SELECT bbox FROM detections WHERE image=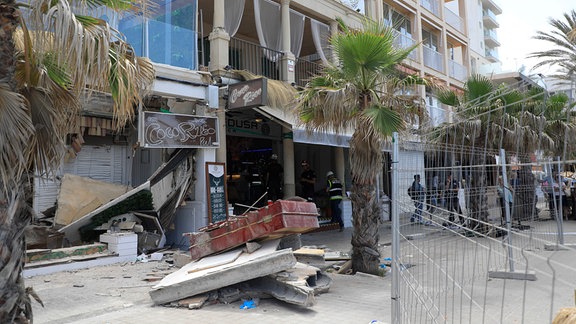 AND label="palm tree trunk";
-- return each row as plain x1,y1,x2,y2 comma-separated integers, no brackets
0,2,33,322
0,181,33,323
350,181,382,275
467,161,490,234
